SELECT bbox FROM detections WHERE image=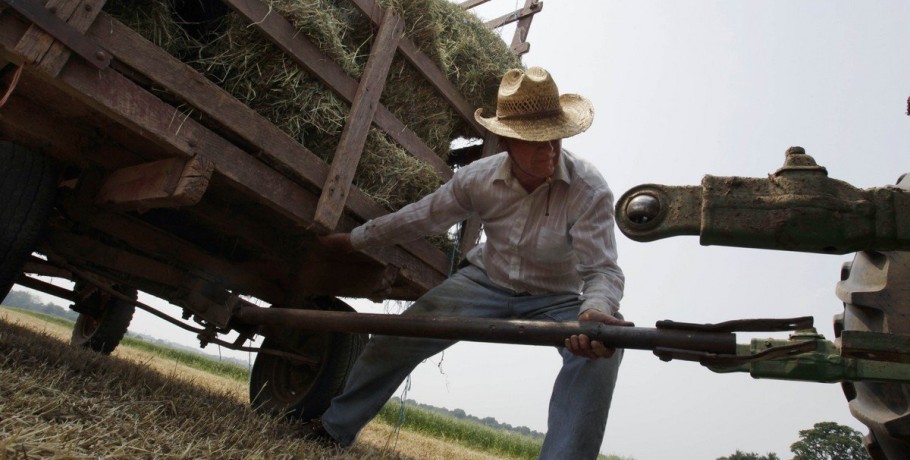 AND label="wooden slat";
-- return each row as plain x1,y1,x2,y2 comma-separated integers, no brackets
37,0,107,77
484,3,541,30
14,0,81,64
347,0,486,136
66,209,287,303
509,0,540,56
315,9,403,232
459,0,492,10
95,156,214,211
84,13,448,278
9,0,108,71
220,0,450,179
